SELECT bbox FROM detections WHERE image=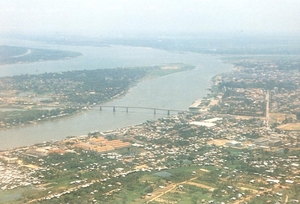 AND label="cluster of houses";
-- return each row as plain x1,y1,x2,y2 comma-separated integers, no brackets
271,87,300,114
1,78,300,203
215,87,266,117
217,58,300,119
0,155,41,191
